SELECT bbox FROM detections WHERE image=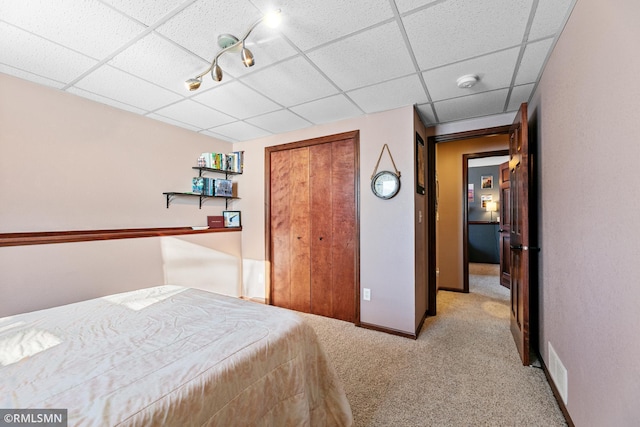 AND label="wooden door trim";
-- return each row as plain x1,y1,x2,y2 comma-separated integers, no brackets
265,130,359,153
432,126,511,143
265,130,360,324
462,149,509,293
